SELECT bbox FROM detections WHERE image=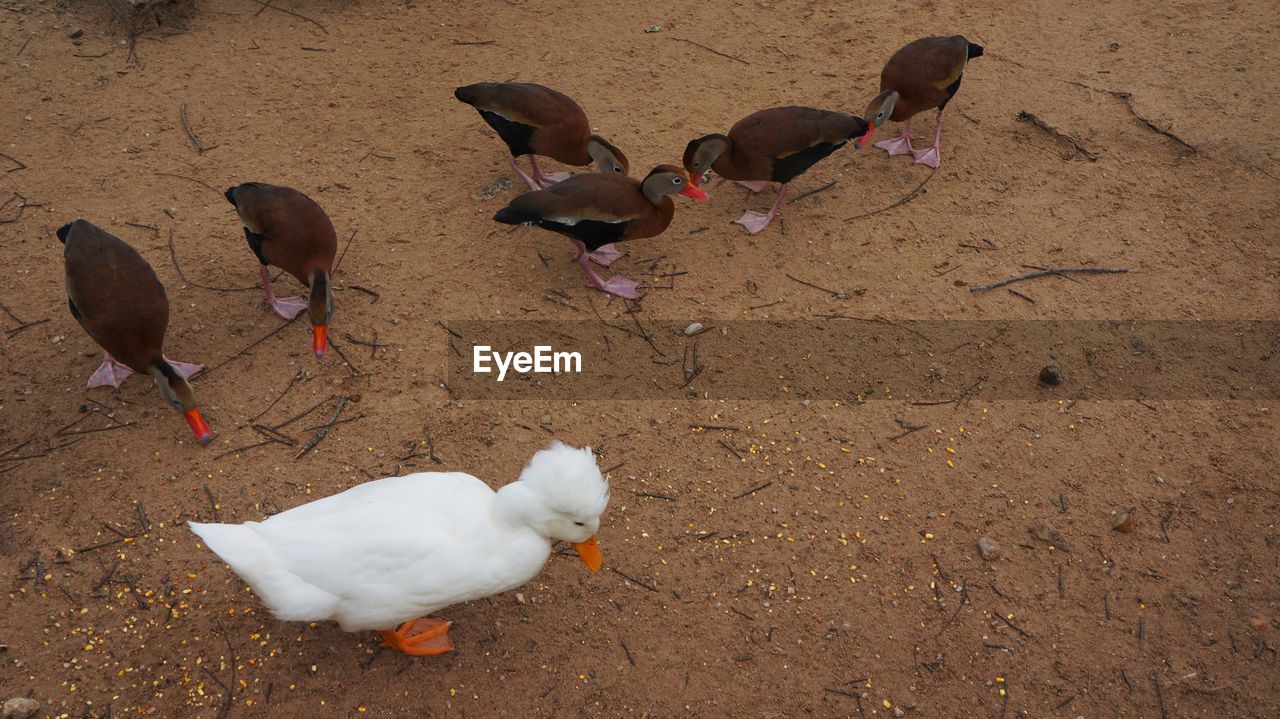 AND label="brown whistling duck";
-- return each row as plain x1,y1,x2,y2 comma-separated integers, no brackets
683,106,870,234
455,82,629,193
60,219,212,443
225,183,336,358
493,165,708,299
854,35,984,168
